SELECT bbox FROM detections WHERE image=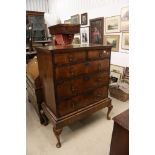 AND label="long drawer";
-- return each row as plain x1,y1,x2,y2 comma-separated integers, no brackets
55,59,110,80
57,86,108,116
56,72,109,100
